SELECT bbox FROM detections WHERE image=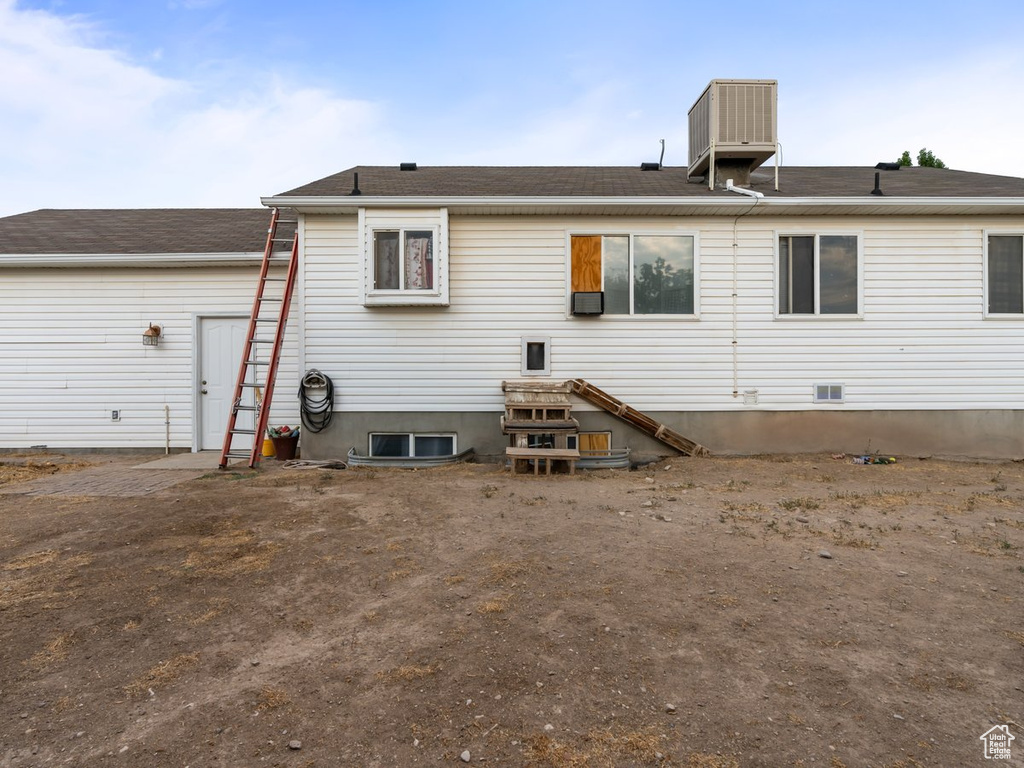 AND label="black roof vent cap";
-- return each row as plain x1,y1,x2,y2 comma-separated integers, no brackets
640,162,660,171
875,162,901,171
400,162,418,171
